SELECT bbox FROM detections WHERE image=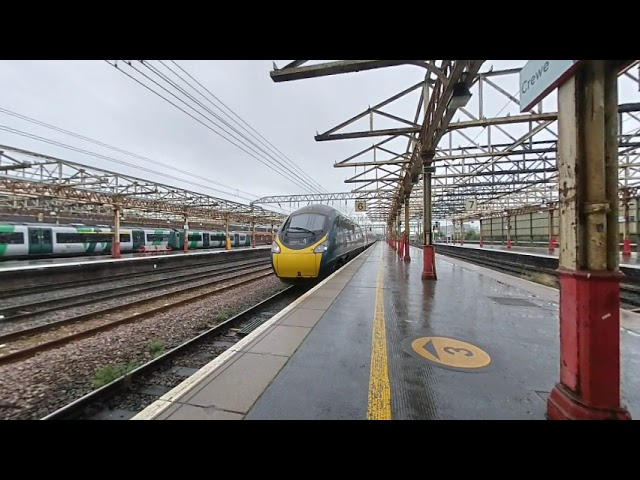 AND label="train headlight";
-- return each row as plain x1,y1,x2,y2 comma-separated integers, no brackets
271,241,281,253
313,241,328,253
